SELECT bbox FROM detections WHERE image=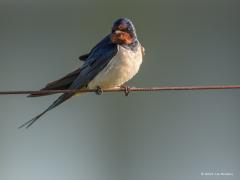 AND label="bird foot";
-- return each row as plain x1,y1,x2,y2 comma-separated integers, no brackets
121,85,130,96
96,86,103,95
